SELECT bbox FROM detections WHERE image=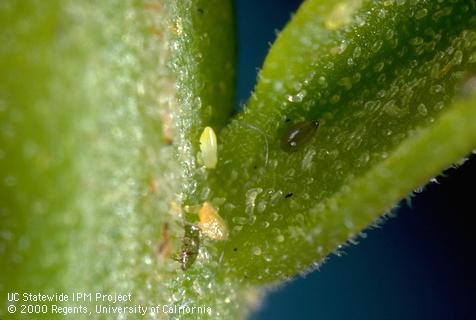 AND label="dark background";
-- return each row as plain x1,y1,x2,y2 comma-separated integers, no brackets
234,1,476,319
